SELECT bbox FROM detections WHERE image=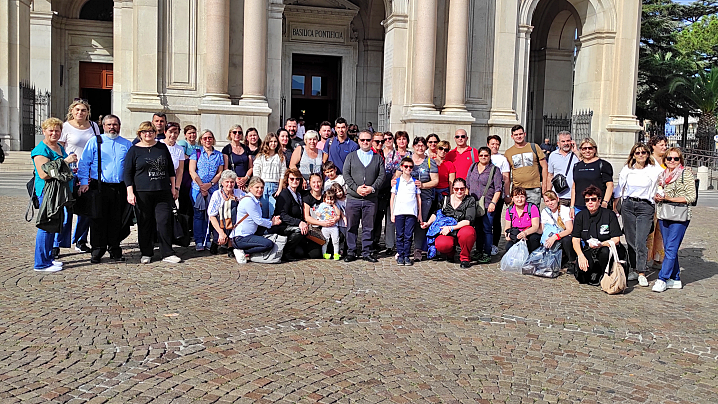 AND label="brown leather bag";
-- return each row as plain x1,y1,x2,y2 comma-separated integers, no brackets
601,241,626,295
